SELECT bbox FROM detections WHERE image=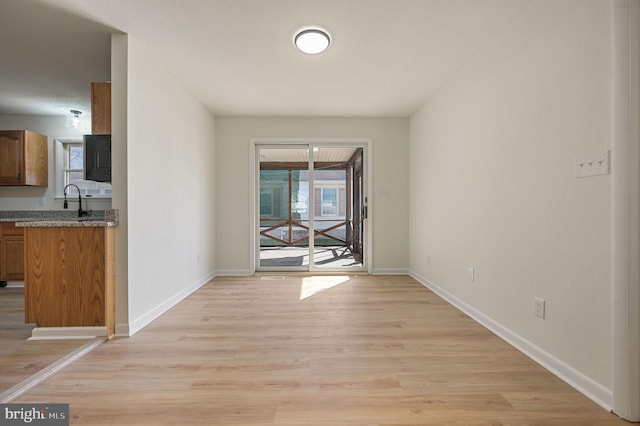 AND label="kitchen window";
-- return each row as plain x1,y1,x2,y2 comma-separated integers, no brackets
54,138,112,199
62,142,84,186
